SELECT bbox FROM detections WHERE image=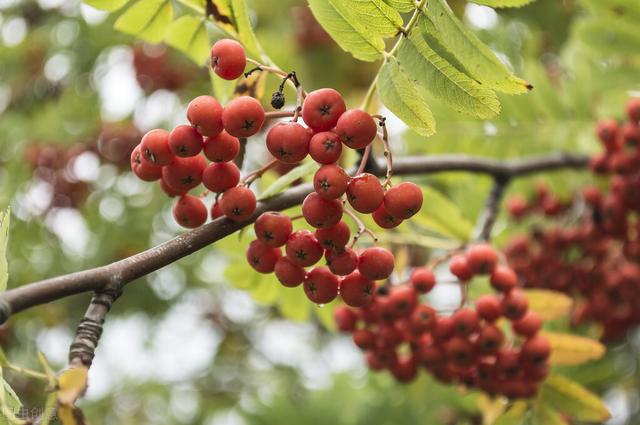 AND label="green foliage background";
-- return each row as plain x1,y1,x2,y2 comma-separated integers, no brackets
0,0,639,424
